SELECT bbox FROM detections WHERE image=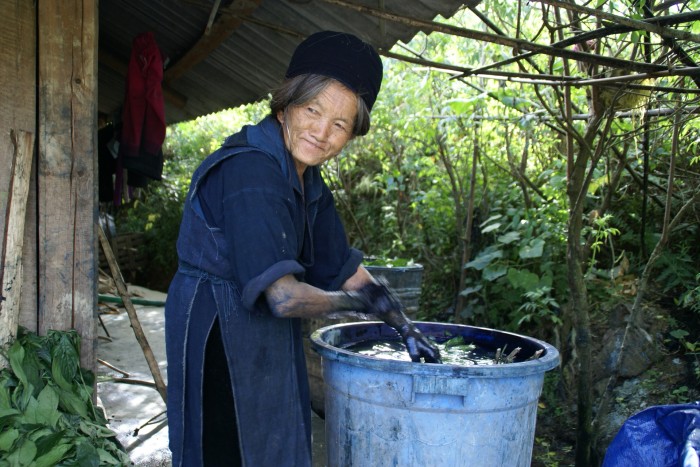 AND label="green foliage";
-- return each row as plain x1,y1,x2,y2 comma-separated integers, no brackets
0,328,129,466
678,274,700,314
670,329,699,353
655,244,698,294
458,191,568,331
115,6,700,333
584,213,621,276
518,287,562,327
